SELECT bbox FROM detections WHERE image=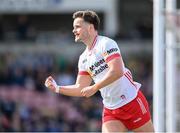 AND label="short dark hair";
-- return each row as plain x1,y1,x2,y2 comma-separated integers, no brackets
73,10,100,31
